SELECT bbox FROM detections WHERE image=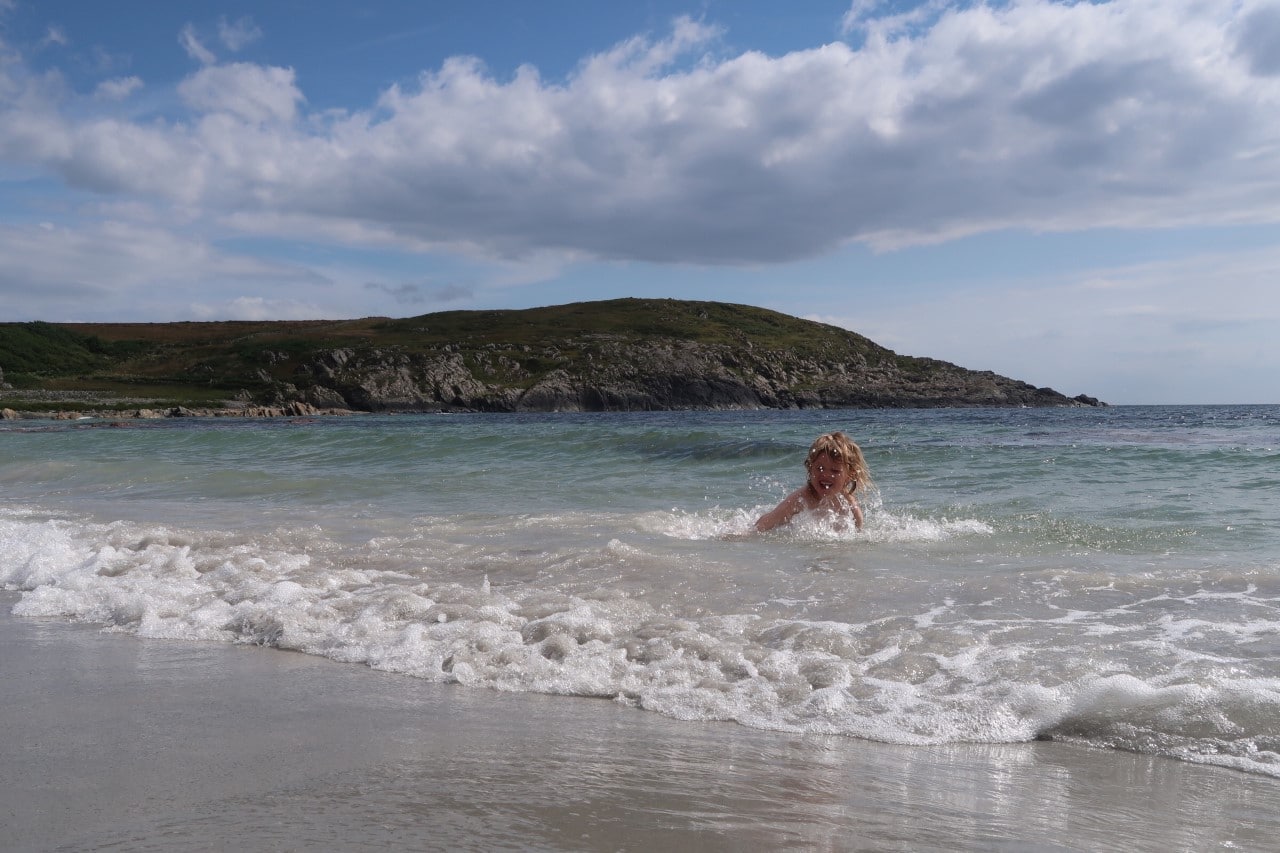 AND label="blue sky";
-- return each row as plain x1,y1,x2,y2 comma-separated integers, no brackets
2,1,1279,404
